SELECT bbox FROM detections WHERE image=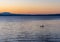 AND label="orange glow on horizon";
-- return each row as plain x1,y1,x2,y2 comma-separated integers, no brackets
0,0,60,14
0,6,59,14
